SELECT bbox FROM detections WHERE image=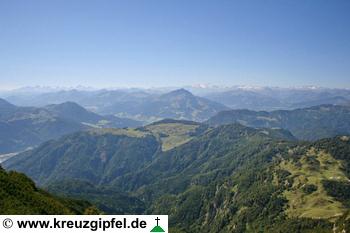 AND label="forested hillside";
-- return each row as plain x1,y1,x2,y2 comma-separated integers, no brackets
4,121,349,232
207,104,350,140
0,166,98,214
